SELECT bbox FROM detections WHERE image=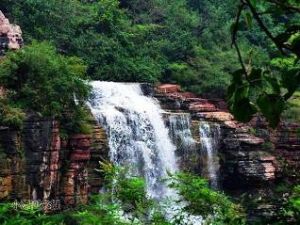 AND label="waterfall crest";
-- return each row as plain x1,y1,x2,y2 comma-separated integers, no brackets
88,81,178,199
